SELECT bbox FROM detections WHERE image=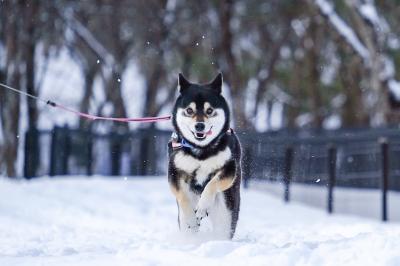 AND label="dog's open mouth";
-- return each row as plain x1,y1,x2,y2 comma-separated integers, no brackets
193,127,213,140
194,132,206,139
